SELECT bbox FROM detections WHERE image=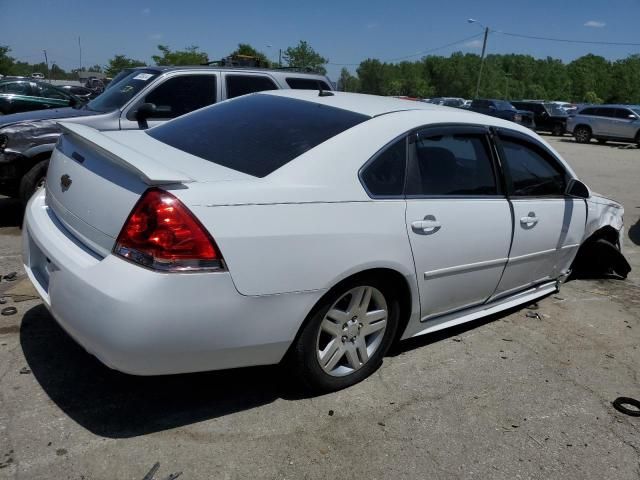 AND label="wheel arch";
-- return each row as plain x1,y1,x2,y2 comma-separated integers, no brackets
287,266,417,359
